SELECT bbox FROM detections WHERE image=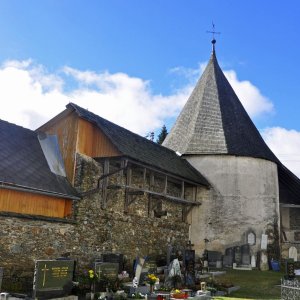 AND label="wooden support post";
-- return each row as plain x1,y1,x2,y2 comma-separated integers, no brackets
148,172,155,216
181,181,185,199
164,176,168,195
182,204,186,222
102,159,110,209
124,165,132,213
143,168,147,189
